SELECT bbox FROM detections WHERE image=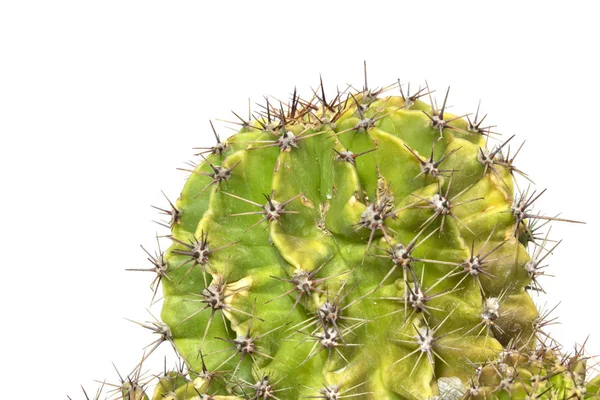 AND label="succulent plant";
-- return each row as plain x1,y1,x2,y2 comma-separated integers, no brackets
77,68,600,400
